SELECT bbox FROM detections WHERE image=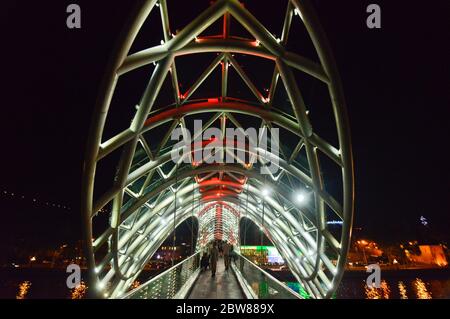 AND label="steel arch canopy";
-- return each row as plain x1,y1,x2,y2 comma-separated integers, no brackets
82,0,354,299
